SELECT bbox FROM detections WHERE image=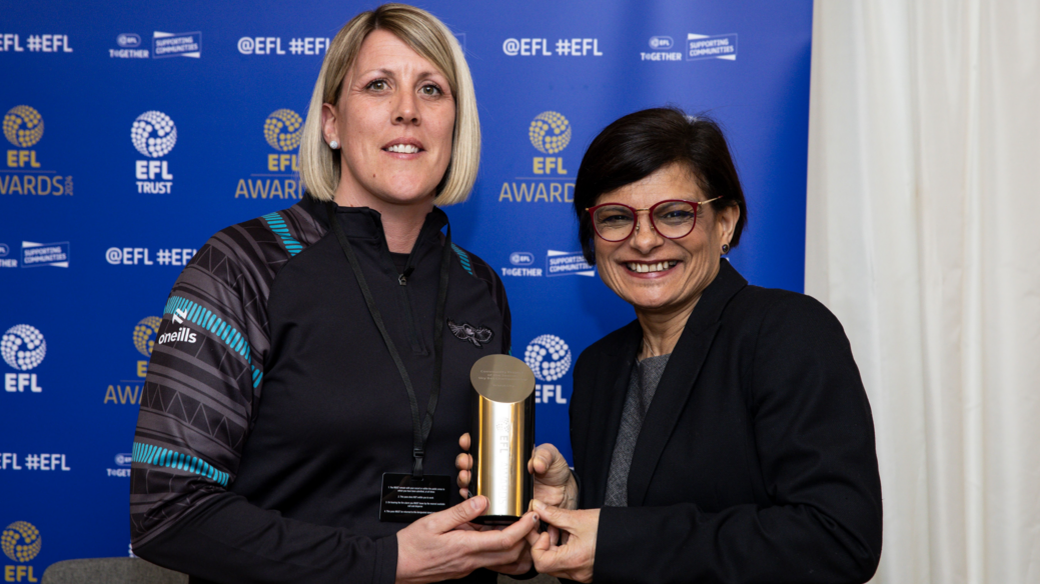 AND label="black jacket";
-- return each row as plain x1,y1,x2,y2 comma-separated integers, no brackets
570,260,882,584
130,196,509,584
